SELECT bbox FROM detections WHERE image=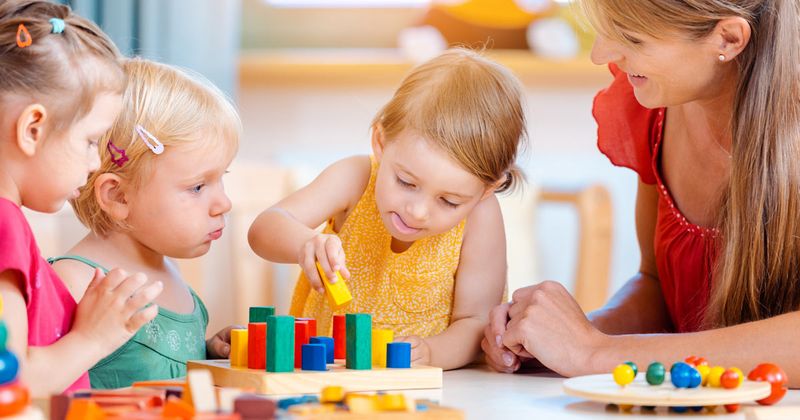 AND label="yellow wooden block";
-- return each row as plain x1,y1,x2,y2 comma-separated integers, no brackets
316,261,353,308
345,394,377,414
230,329,248,368
376,393,407,411
371,329,394,367
321,386,345,403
